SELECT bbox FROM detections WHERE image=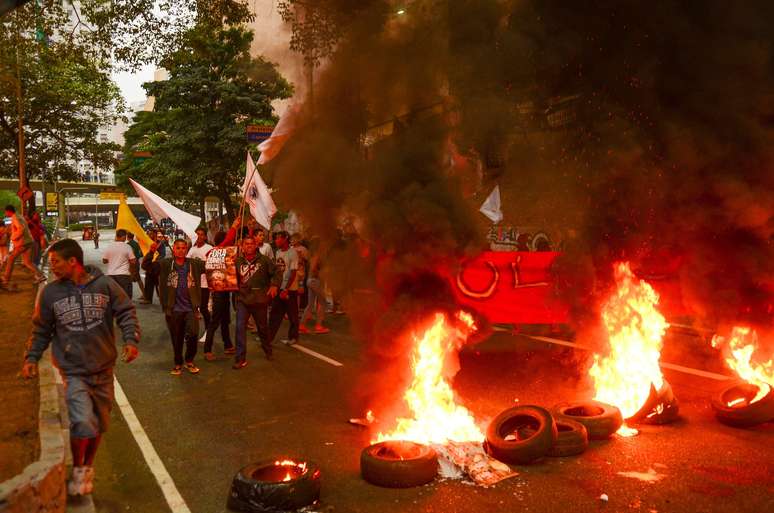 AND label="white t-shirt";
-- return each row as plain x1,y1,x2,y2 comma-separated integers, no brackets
259,243,274,261
103,241,136,276
187,243,213,288
274,247,299,291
